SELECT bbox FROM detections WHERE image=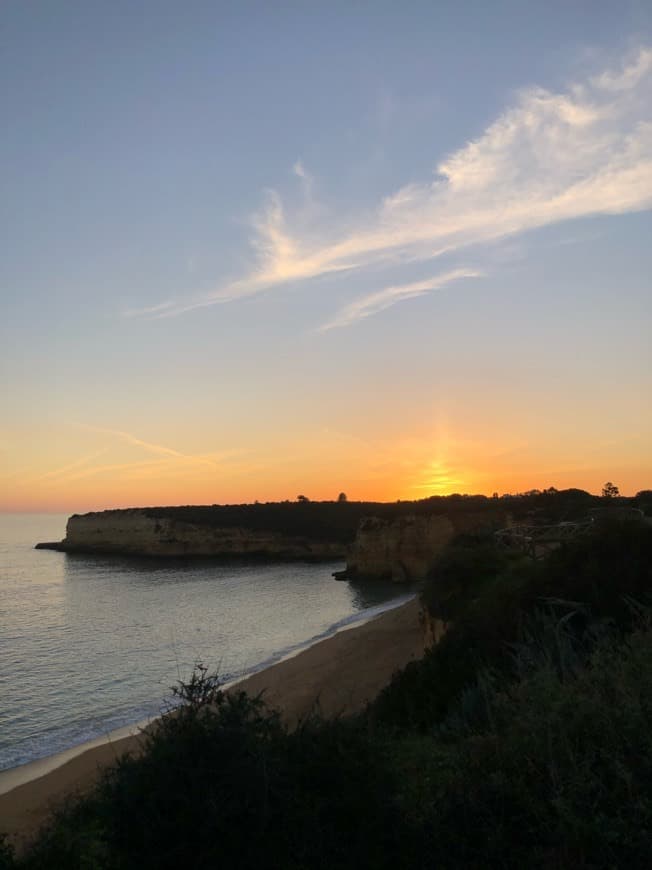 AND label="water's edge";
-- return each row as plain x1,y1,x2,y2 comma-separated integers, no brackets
0,594,415,796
